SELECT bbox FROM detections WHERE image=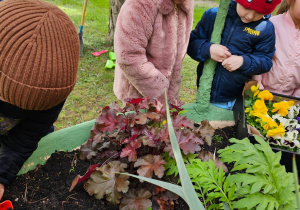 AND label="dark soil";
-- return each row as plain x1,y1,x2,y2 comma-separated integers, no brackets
3,126,236,210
